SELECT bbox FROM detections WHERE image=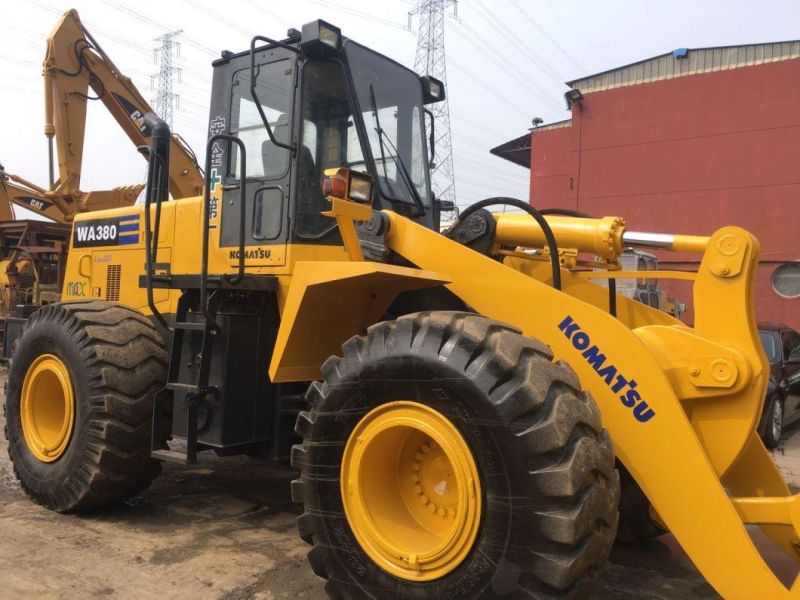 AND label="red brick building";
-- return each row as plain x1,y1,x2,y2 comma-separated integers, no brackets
493,41,800,327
